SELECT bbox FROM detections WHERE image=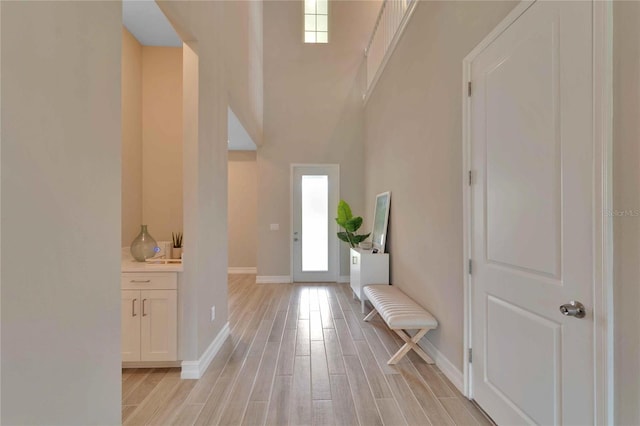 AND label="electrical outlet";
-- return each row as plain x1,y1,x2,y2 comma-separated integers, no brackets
210,306,216,322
